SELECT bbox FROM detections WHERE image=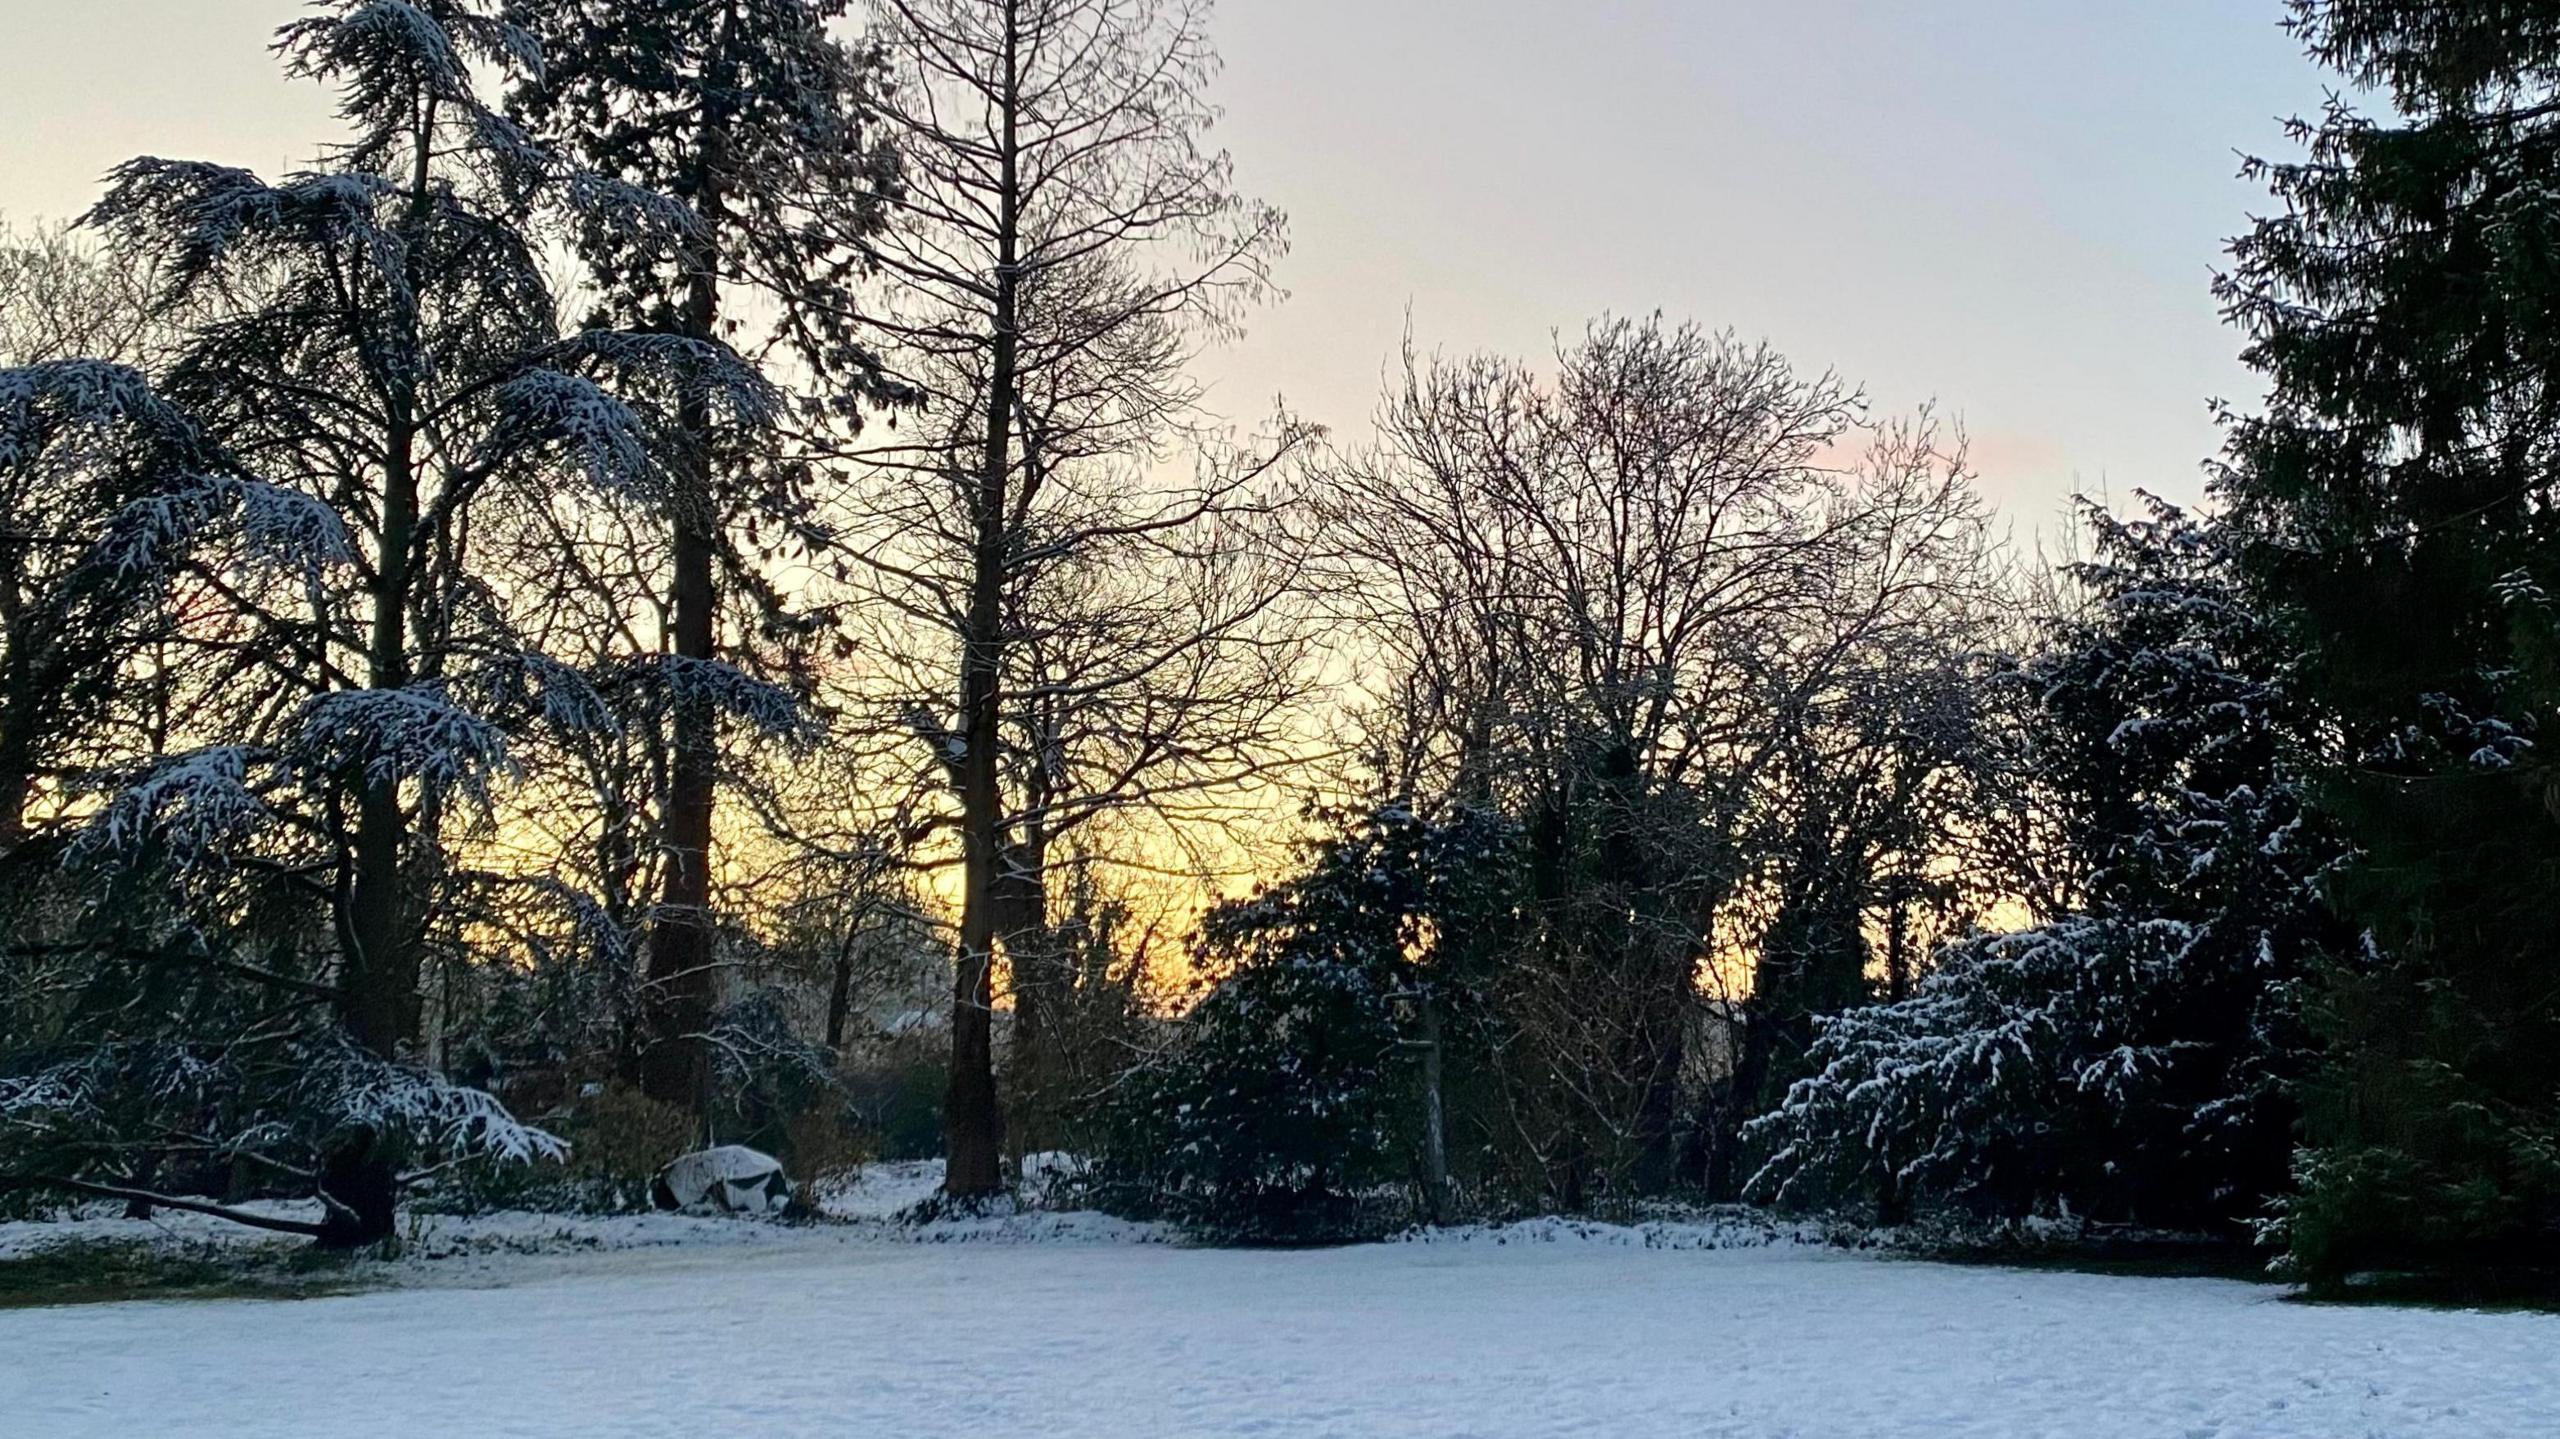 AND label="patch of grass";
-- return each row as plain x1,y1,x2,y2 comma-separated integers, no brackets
1901,1232,2560,1311
0,1238,365,1309
2289,1268,2560,1315
1899,1232,2281,1285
